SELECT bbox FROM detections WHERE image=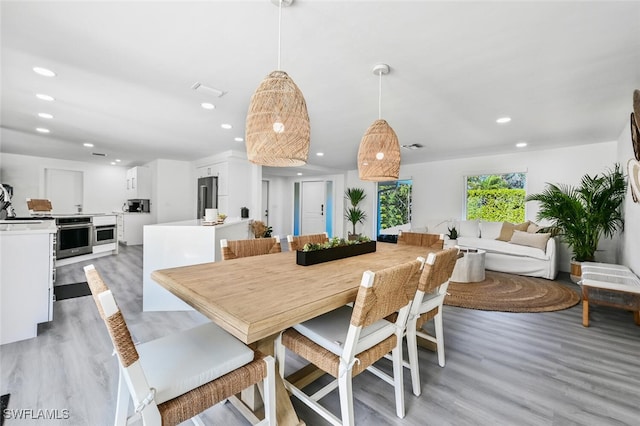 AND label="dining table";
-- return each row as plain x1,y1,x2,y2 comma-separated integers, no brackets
151,241,429,426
